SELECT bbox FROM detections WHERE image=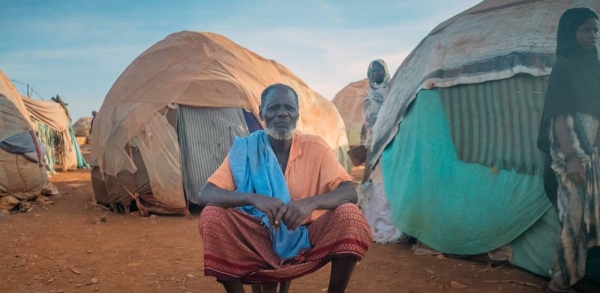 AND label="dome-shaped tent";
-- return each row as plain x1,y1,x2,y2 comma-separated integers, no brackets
332,79,369,147
0,71,58,210
72,117,92,137
91,31,351,216
370,0,600,277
